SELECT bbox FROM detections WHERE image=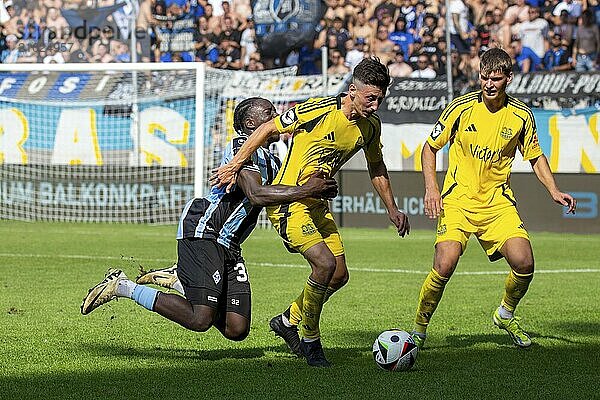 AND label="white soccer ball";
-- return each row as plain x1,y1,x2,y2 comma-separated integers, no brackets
372,329,418,371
